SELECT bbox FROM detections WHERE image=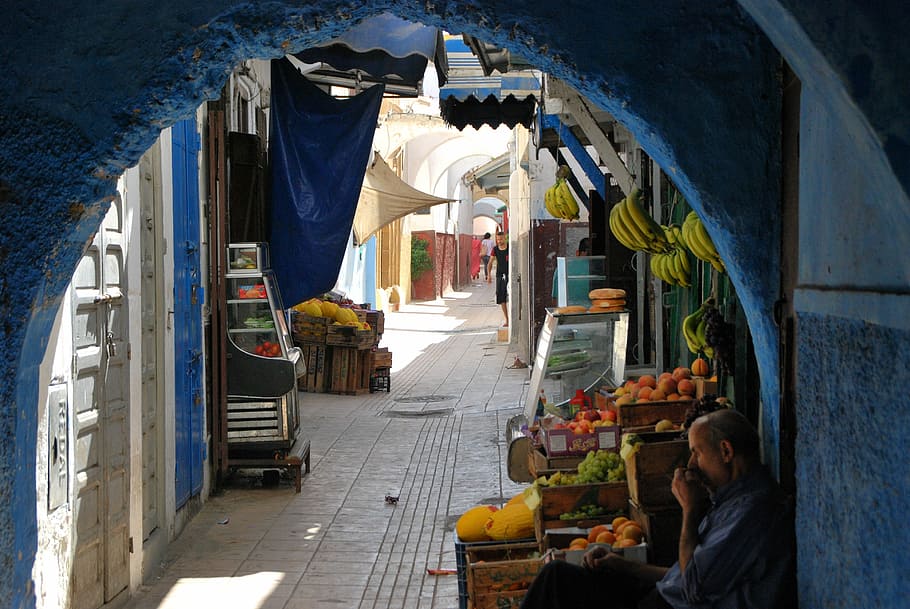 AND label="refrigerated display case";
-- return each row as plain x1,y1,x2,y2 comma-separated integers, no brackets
554,255,607,307
523,308,630,421
225,242,304,451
